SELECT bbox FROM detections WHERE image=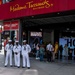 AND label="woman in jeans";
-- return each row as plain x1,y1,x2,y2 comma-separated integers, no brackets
36,43,40,59
39,44,45,61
